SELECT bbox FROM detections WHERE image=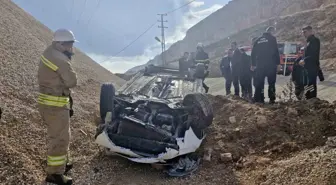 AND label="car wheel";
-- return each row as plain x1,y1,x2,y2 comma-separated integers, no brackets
183,93,213,138
100,83,115,123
